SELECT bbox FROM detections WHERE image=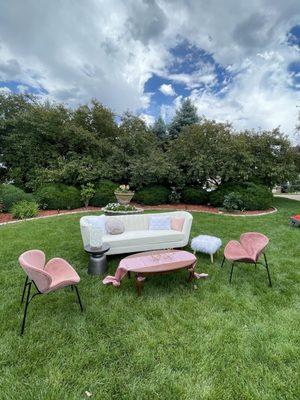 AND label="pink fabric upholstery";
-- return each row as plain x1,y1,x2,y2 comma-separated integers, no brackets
171,217,185,231
103,249,207,287
224,232,269,263
19,250,80,293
